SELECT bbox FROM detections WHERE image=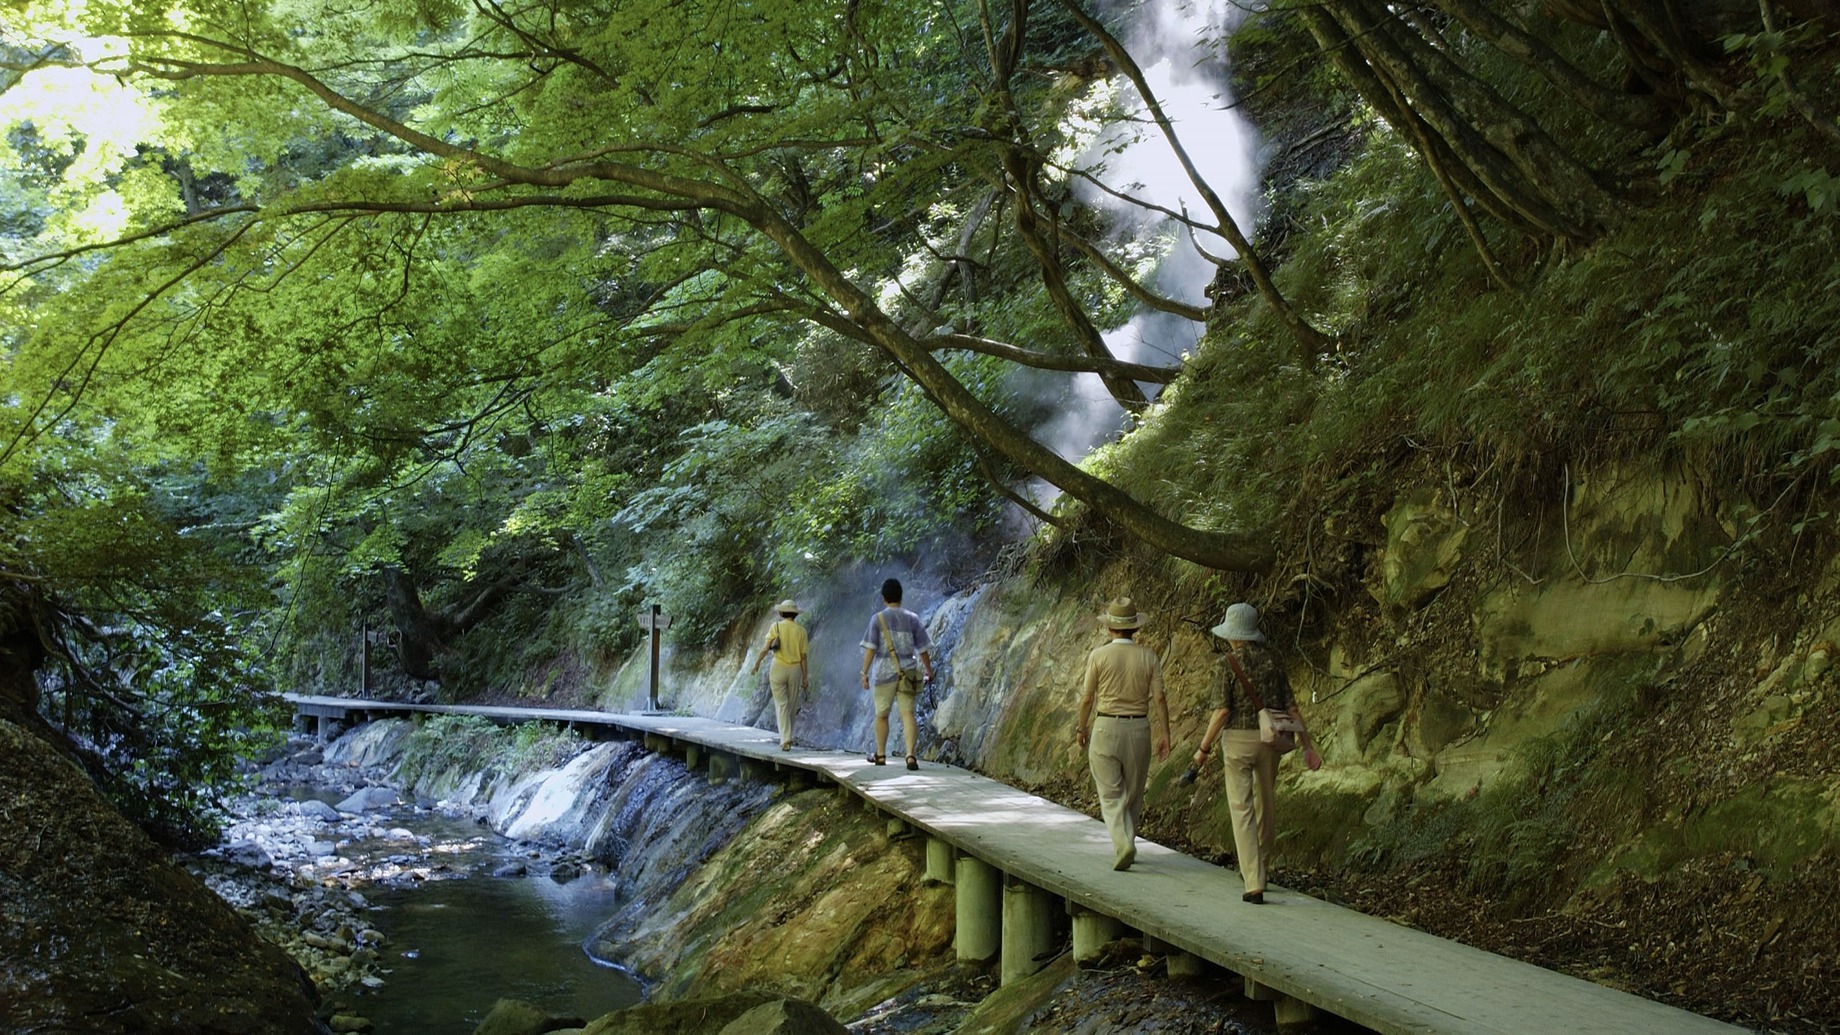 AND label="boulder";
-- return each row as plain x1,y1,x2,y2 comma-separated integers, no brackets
581,992,778,1034
224,840,274,870
336,786,399,813
473,997,586,1035
0,717,321,1033
297,798,342,822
